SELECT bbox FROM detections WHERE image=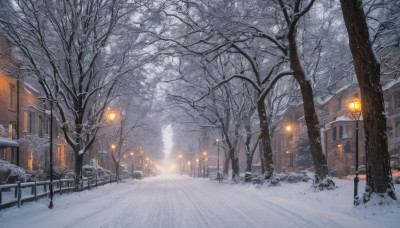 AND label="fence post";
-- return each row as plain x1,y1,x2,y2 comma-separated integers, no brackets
44,182,47,193
110,176,112,185
34,182,37,198
17,181,21,208
95,175,98,188
59,180,62,195
88,178,91,190
0,188,2,205
67,181,69,194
